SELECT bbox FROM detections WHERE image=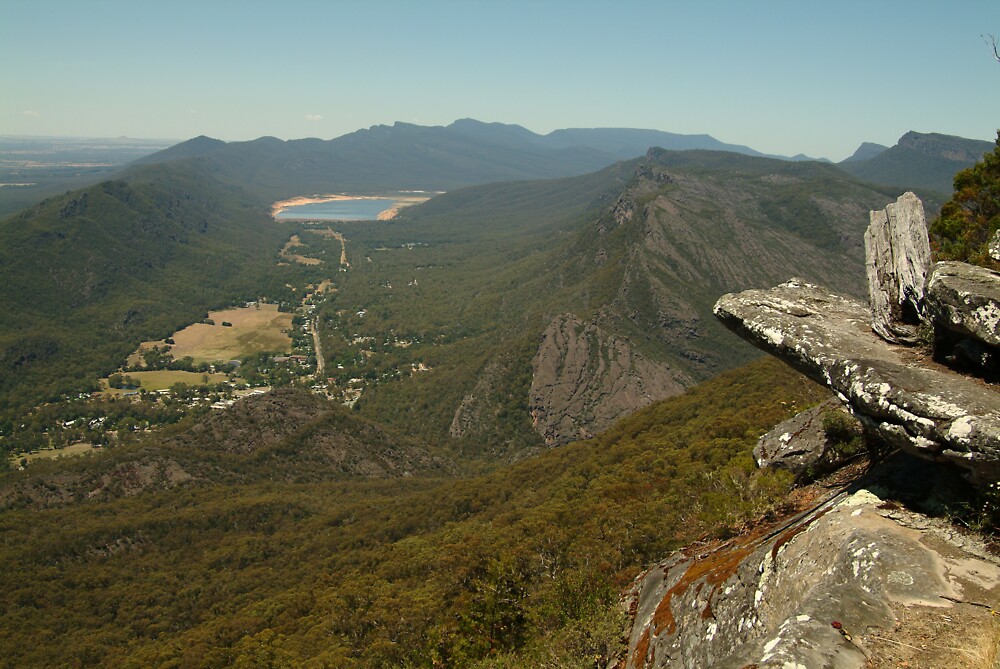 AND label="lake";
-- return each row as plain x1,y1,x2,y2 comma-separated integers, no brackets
275,198,397,221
